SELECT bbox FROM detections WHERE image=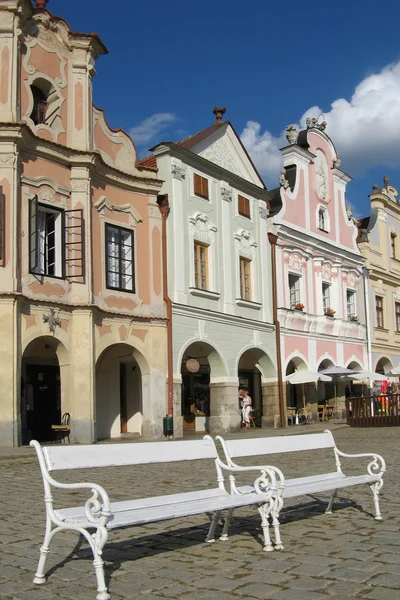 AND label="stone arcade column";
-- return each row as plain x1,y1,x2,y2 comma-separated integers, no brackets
262,381,280,428
0,297,19,445
208,381,241,434
172,378,183,438
70,309,95,443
